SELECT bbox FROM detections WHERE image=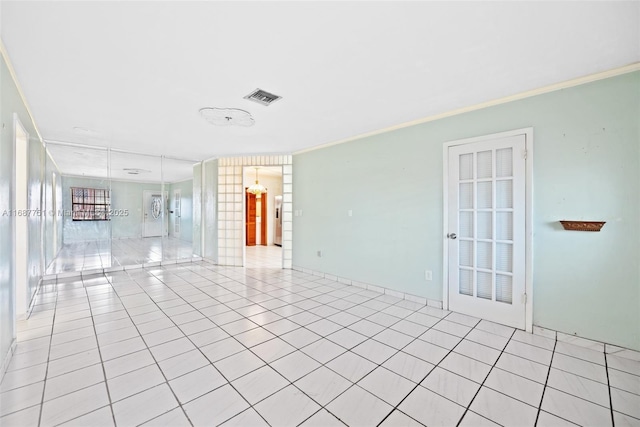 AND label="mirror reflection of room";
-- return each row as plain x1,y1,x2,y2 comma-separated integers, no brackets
44,143,199,274
244,166,283,268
